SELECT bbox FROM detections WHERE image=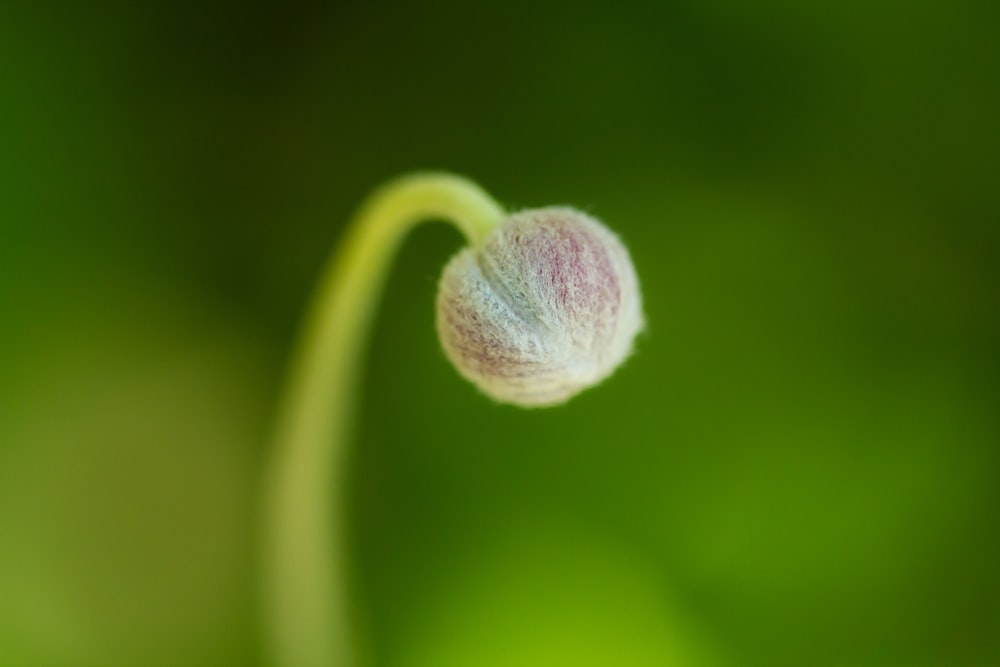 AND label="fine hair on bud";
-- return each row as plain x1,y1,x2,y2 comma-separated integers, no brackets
436,207,644,407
